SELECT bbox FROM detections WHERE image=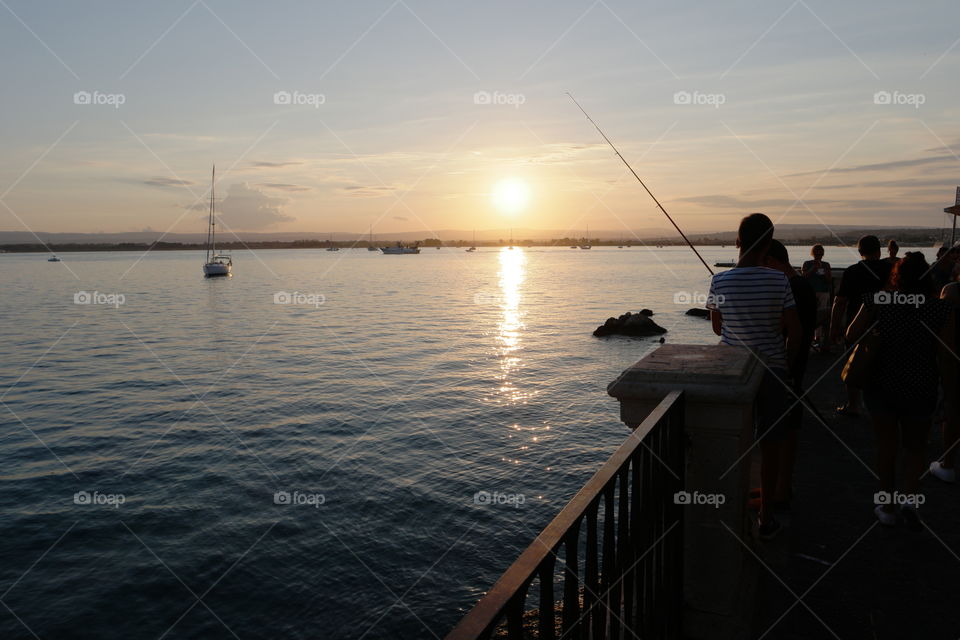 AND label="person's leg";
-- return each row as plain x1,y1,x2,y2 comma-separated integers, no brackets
777,430,798,503
901,417,932,497
941,402,959,469
871,413,899,514
839,384,862,417
760,439,782,525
